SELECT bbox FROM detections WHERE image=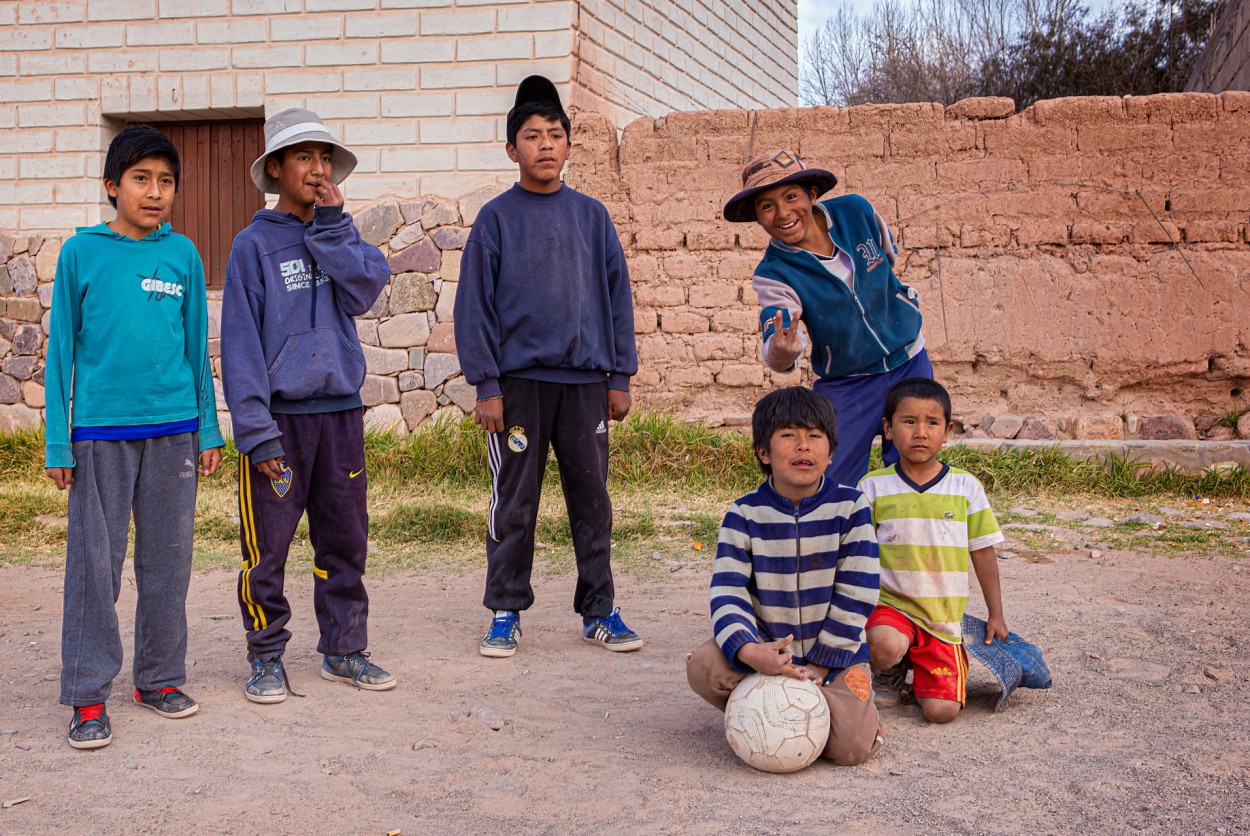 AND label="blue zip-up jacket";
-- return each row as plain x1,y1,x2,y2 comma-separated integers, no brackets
44,222,223,469
753,194,923,380
220,207,390,460
710,476,880,672
453,183,637,400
